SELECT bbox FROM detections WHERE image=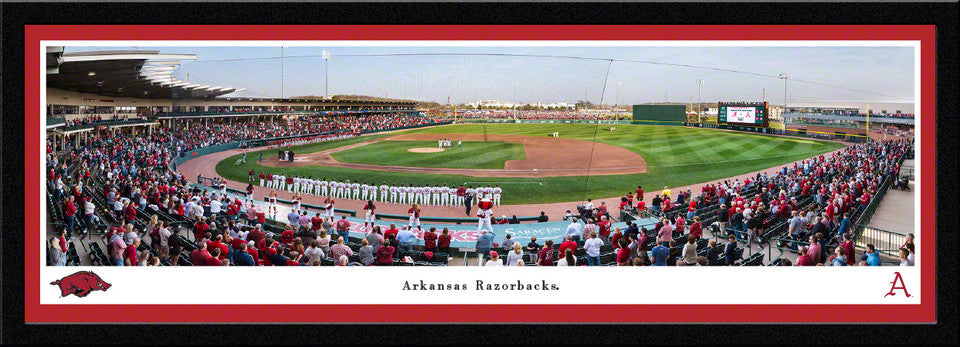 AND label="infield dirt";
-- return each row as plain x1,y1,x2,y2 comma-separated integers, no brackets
258,133,647,178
